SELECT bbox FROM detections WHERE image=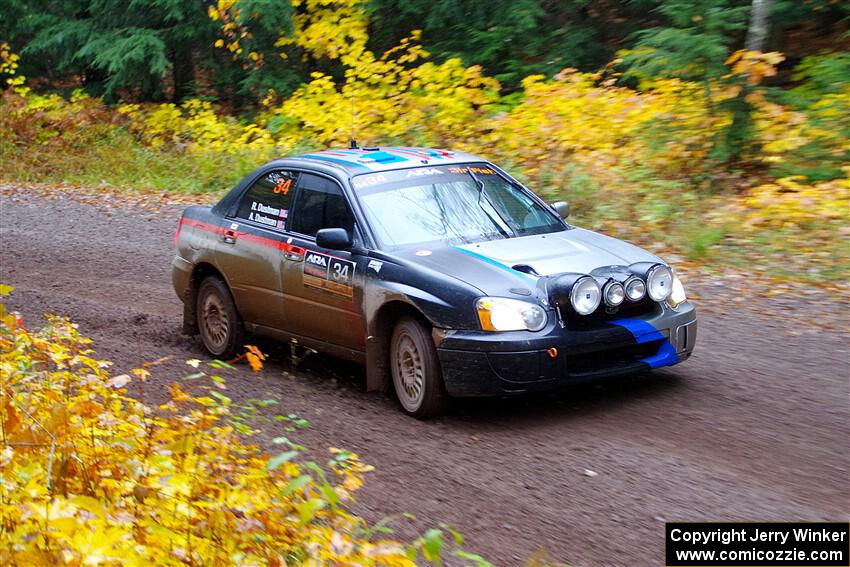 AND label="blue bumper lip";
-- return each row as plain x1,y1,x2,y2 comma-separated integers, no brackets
608,317,680,369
